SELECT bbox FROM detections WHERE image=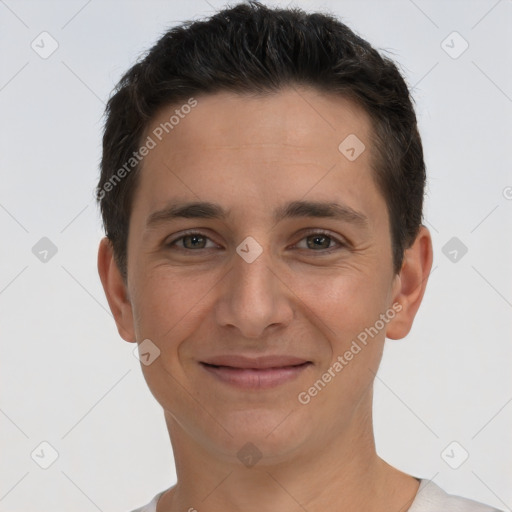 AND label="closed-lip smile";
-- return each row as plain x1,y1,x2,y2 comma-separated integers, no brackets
199,355,312,389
